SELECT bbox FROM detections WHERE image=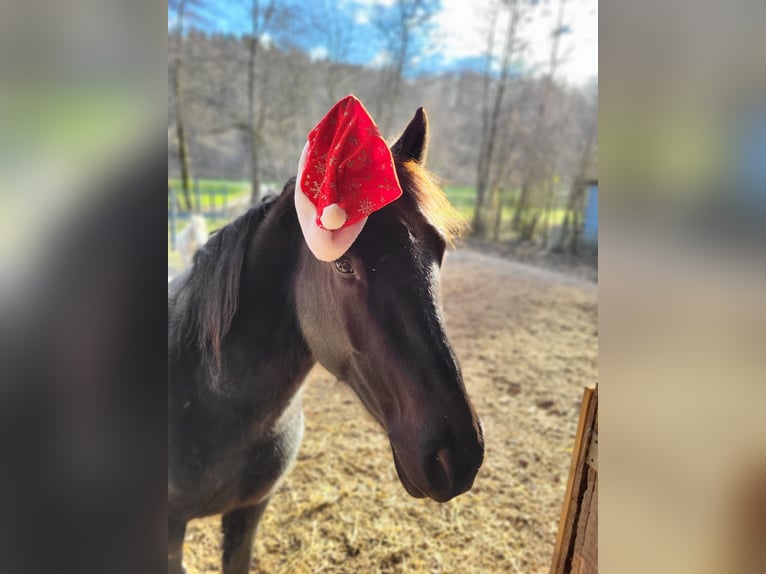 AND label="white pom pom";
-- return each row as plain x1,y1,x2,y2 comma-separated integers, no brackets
320,203,347,230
